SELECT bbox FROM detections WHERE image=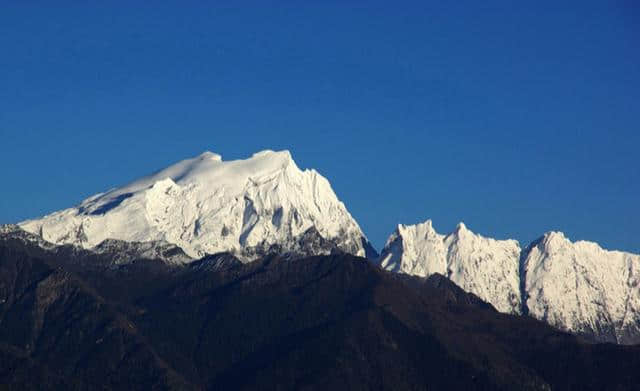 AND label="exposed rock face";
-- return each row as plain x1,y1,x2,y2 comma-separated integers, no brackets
2,224,191,265
92,238,191,264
